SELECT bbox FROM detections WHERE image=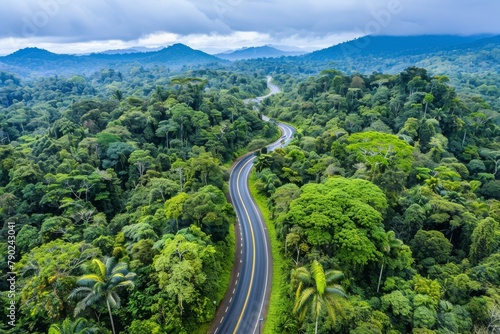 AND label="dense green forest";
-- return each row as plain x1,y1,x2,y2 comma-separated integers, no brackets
253,67,500,333
0,67,278,333
2,38,500,333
